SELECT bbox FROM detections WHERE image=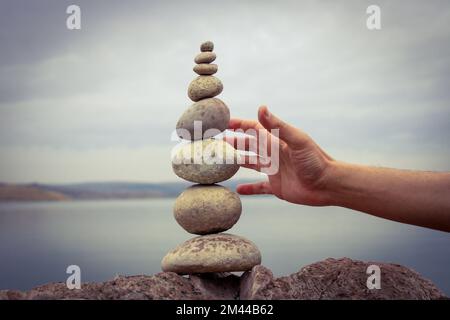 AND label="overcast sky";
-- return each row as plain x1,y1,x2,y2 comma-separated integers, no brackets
0,0,449,183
